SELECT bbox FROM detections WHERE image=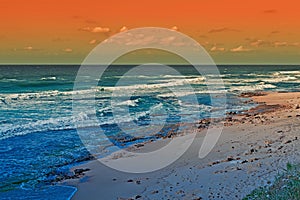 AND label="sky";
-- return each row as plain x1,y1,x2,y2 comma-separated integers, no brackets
1,0,300,64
